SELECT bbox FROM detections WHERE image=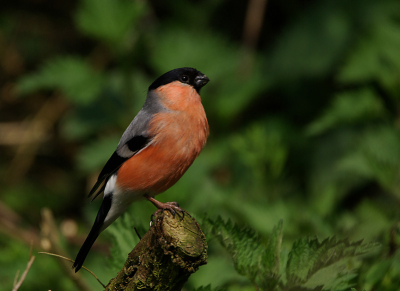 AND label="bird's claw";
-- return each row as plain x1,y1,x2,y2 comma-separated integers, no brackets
153,202,184,219
160,202,184,218
145,195,184,220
